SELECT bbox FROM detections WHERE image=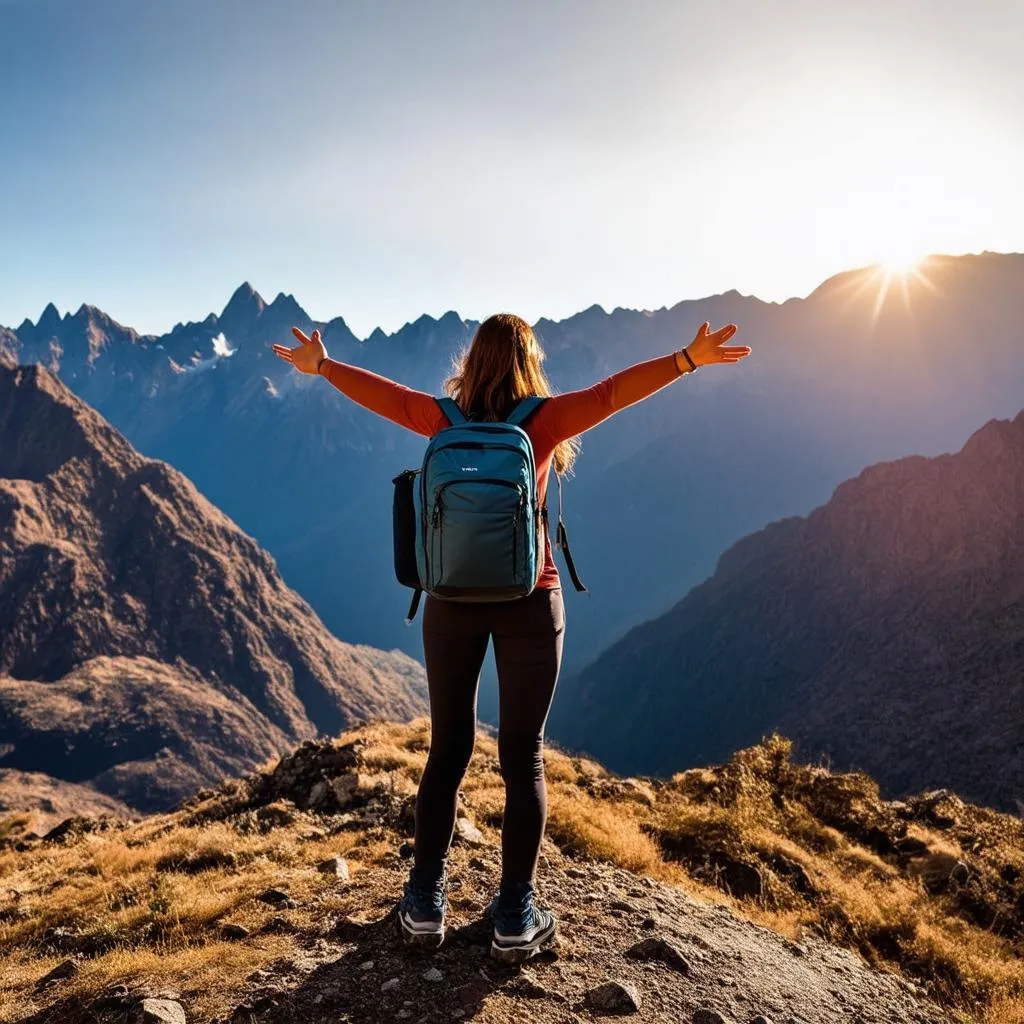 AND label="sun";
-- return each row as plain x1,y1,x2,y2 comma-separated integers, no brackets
878,246,925,275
